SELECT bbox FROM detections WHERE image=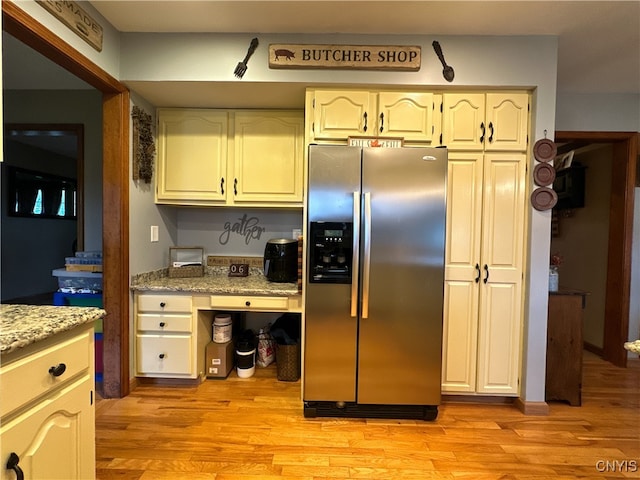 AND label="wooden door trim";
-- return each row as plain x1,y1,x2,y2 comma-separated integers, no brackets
3,1,130,397
555,131,638,367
